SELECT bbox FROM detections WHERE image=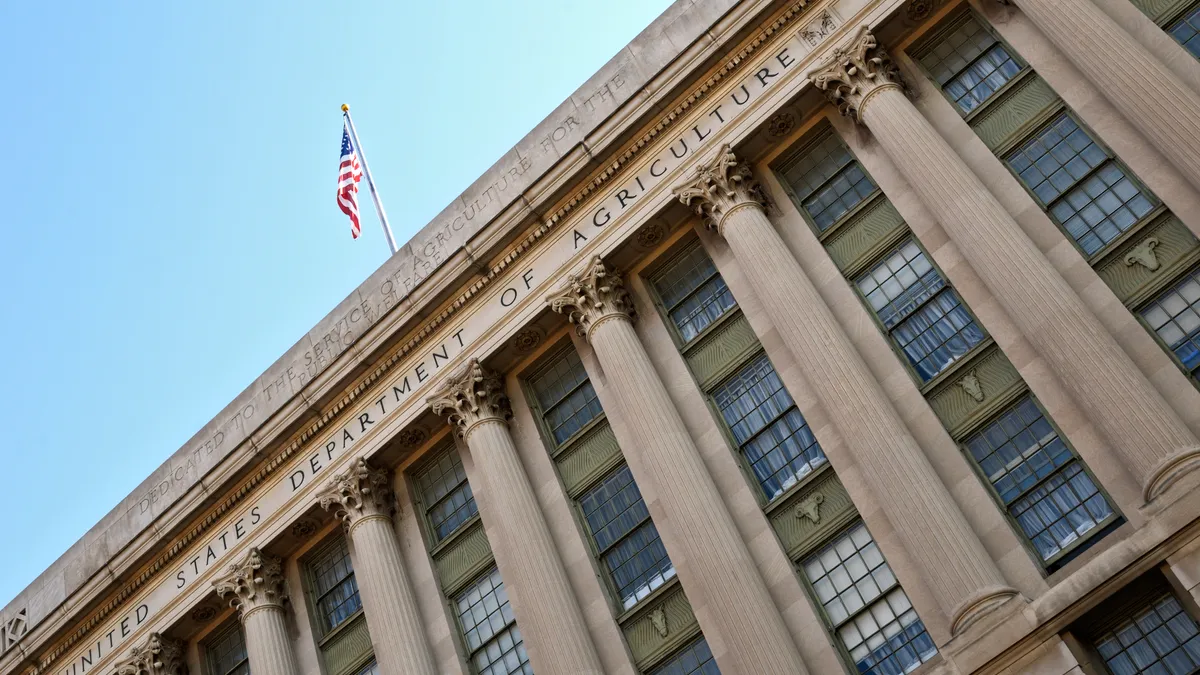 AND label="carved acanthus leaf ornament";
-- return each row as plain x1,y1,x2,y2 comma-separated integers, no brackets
113,633,186,675
673,144,765,235
808,26,906,121
546,257,635,337
213,548,287,616
428,358,512,436
318,457,395,527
